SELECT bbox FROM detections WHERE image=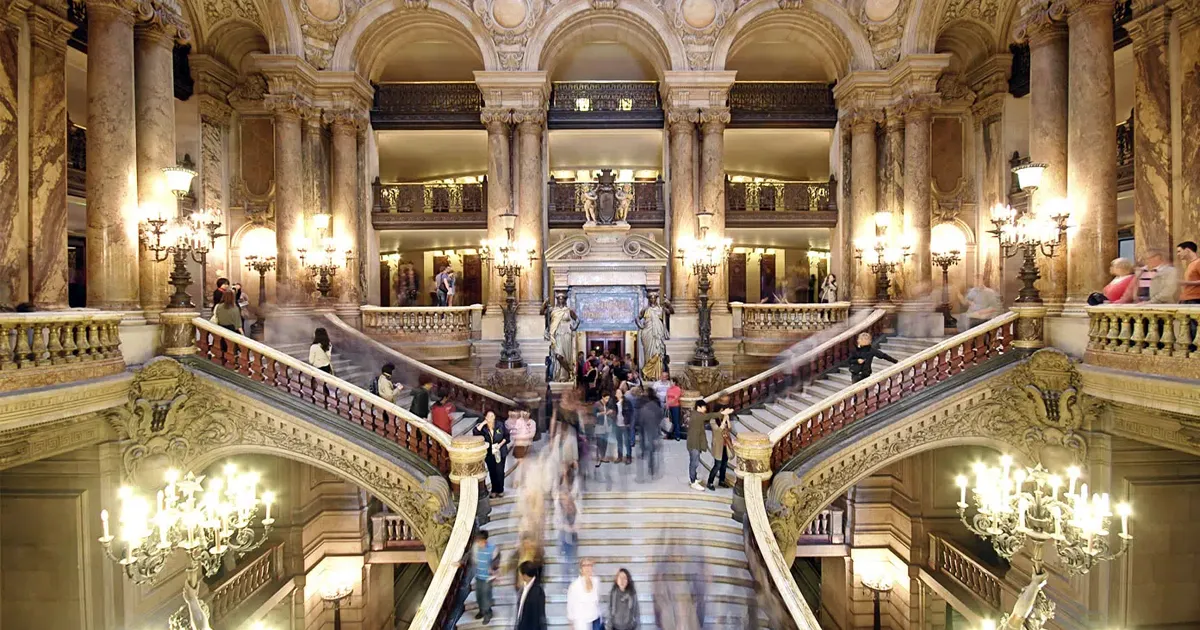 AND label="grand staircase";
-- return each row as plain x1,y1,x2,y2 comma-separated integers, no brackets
730,336,939,436
455,443,761,629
